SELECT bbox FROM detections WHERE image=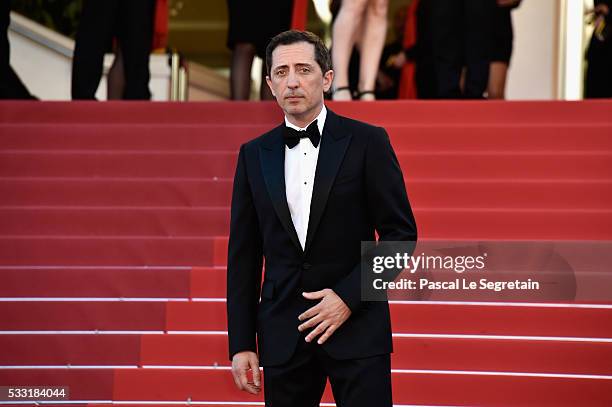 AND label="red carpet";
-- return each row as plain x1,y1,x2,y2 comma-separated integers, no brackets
1,100,612,406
